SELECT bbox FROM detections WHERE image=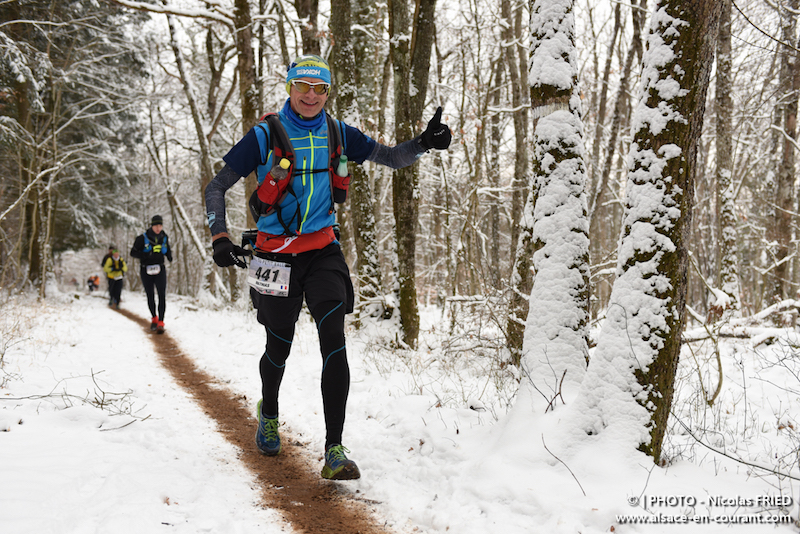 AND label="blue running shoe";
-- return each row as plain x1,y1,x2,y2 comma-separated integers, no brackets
321,444,360,480
255,399,281,456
